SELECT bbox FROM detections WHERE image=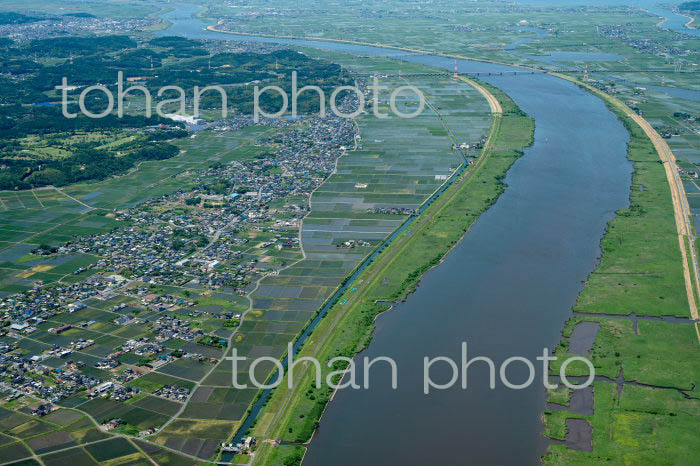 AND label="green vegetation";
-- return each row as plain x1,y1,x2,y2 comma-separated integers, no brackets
0,12,42,25
198,335,227,348
543,410,586,441
547,386,572,406
127,372,195,393
542,79,700,464
572,106,688,318
546,382,700,465
250,81,534,465
0,34,350,190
